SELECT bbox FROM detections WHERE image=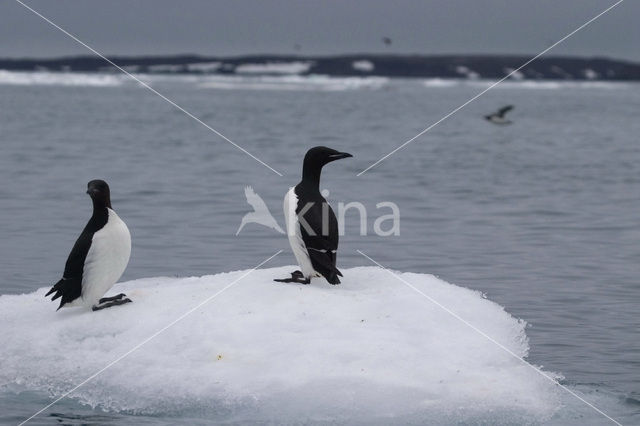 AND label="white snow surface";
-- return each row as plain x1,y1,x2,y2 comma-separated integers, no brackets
455,66,480,80
352,60,375,72
423,78,459,88
0,70,123,86
198,75,387,91
583,68,599,80
234,61,312,75
147,64,185,73
0,266,562,423
186,62,222,73
504,67,525,80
